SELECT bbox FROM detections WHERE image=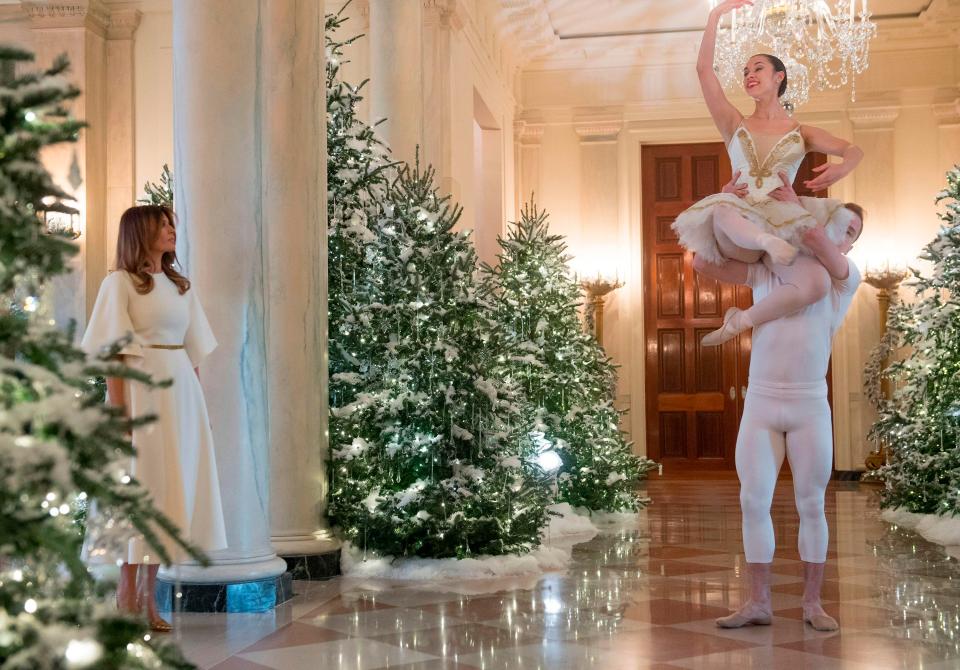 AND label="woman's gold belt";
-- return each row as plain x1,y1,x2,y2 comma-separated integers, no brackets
146,344,185,350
